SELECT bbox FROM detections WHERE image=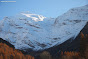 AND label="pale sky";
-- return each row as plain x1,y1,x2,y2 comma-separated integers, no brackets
0,0,88,20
